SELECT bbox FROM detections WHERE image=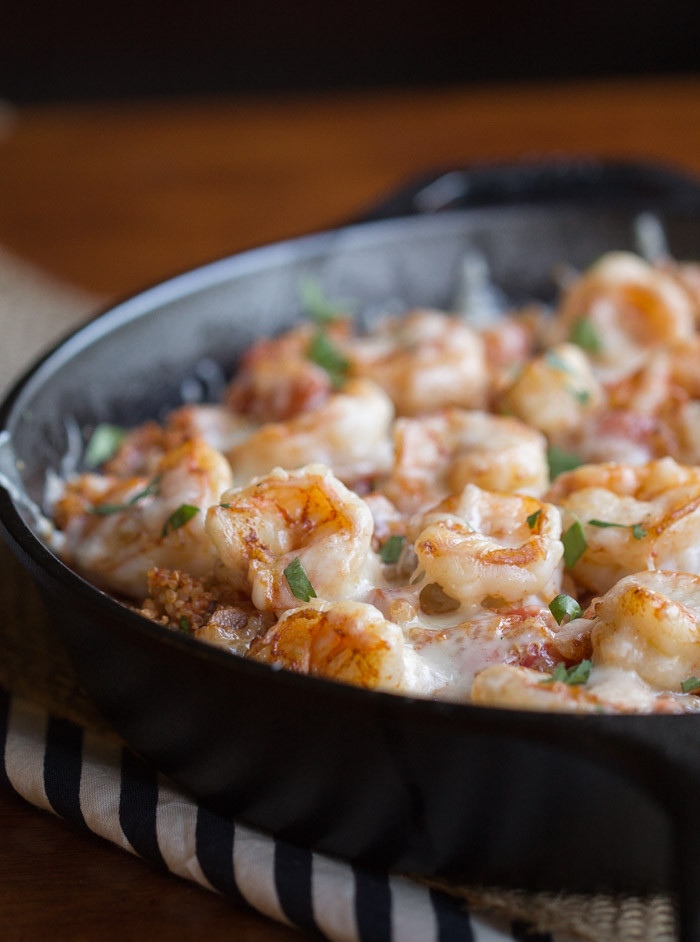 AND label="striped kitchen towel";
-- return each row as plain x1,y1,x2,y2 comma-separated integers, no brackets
0,685,570,942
